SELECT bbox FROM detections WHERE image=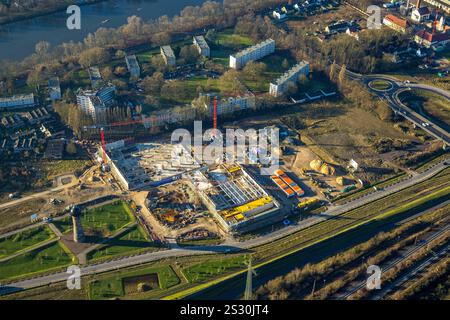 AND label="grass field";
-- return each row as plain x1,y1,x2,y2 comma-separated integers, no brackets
0,241,75,282
86,225,160,262
89,265,179,299
81,201,134,238
183,255,248,283
177,236,224,247
210,29,254,66
370,80,392,91
399,89,450,130
0,226,55,259
240,52,295,92
38,160,91,180
52,217,73,234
